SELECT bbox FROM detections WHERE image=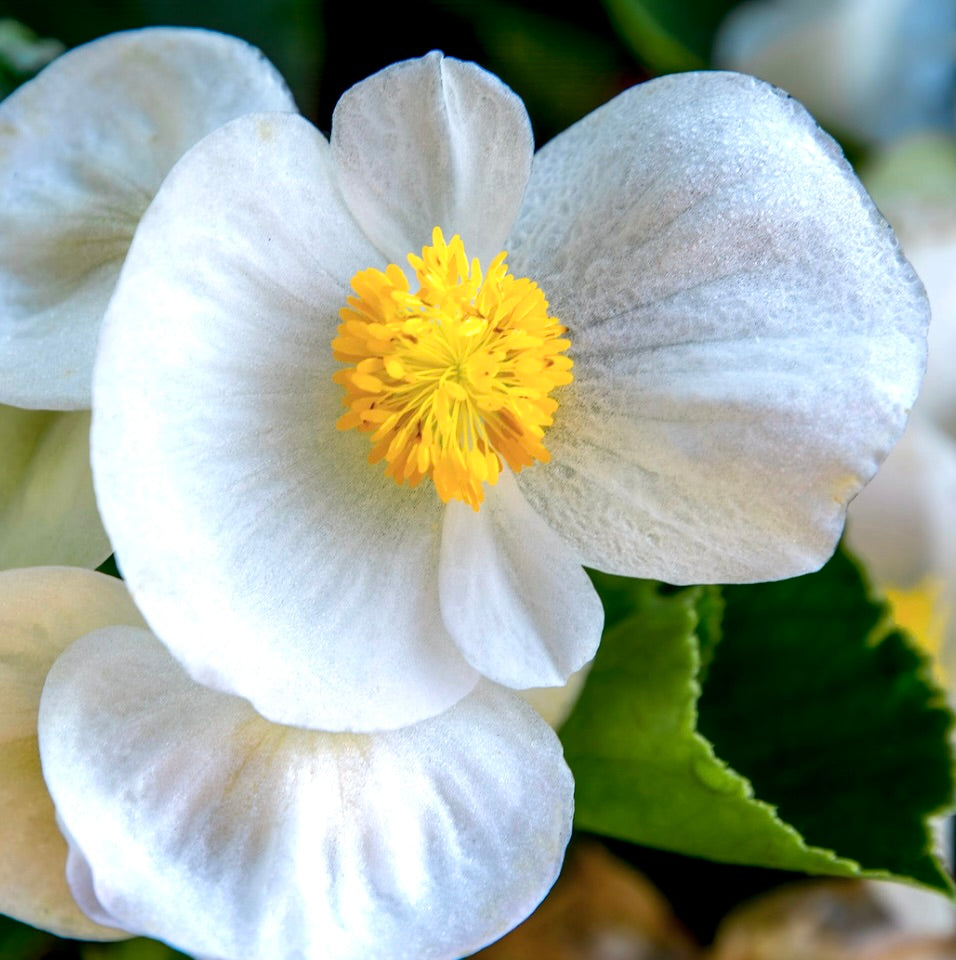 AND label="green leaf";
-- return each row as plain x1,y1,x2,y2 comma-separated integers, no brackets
700,547,954,890
561,551,954,891
601,0,739,73
82,938,189,960
0,915,57,960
